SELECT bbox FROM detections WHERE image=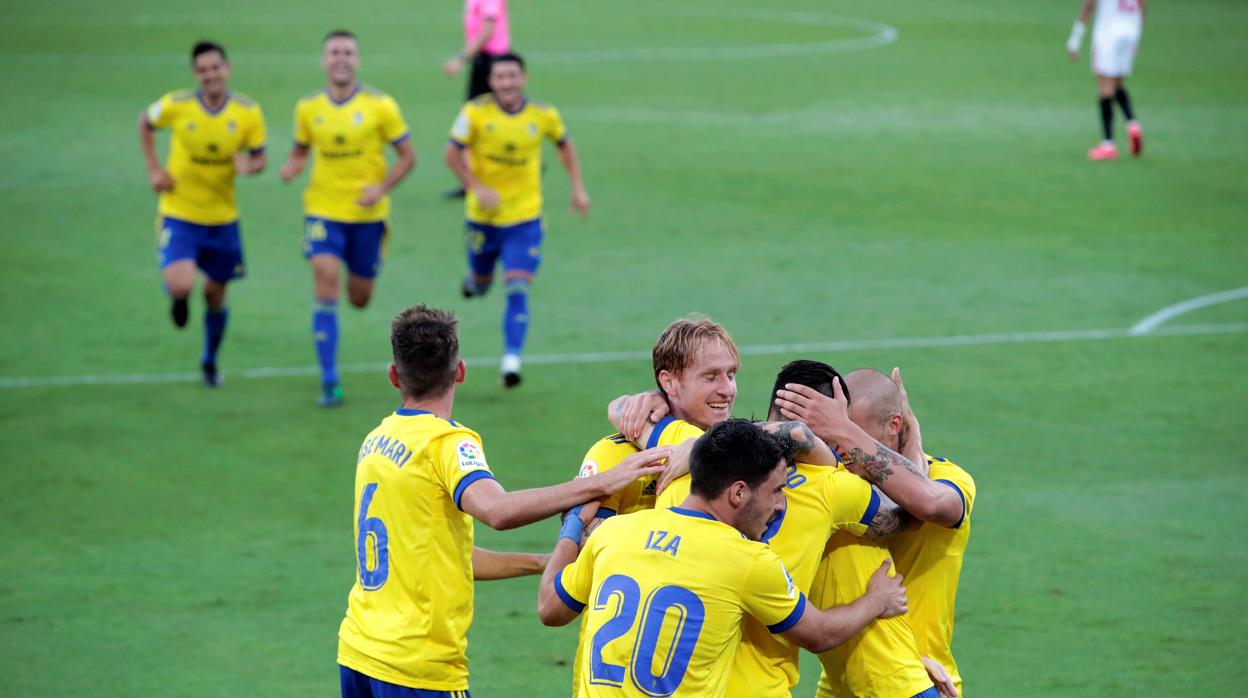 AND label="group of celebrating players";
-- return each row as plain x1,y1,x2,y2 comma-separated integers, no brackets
338,309,975,698
140,31,587,404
